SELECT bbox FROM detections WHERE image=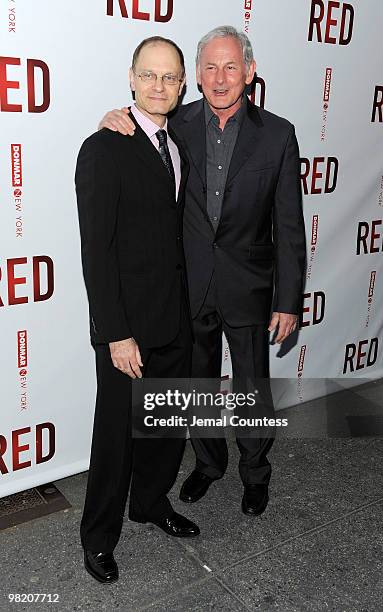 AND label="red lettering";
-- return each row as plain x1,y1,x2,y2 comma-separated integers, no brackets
371,86,383,123
27,59,50,113
308,0,325,42
107,0,128,17
339,3,354,45
7,257,28,305
301,293,311,327
12,427,31,471
155,0,173,22
325,157,338,193
300,158,310,195
36,423,55,464
356,340,368,370
132,0,149,20
0,435,9,474
0,56,22,112
33,255,54,302
370,220,382,253
311,157,324,194
0,265,3,307
325,1,340,44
